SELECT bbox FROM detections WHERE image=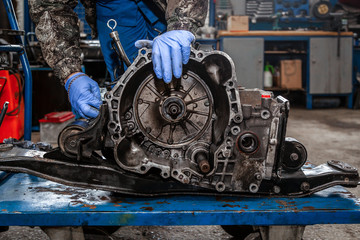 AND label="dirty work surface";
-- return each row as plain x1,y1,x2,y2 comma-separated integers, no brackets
1,108,360,239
